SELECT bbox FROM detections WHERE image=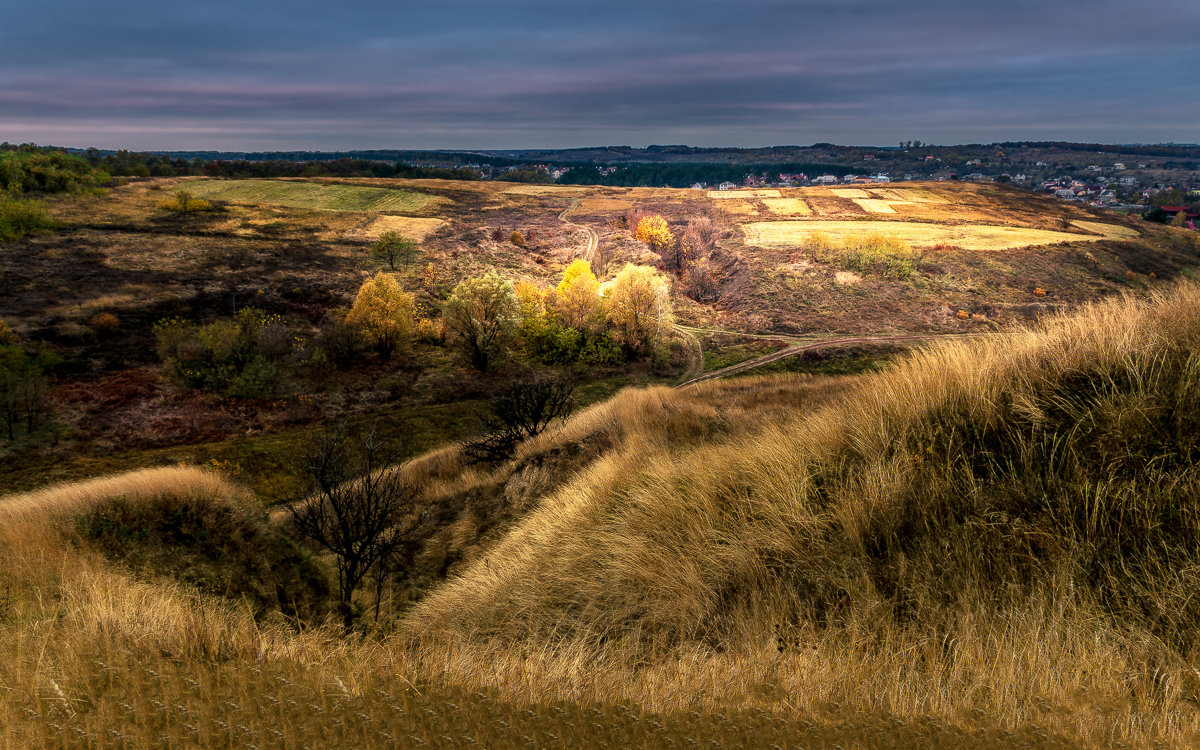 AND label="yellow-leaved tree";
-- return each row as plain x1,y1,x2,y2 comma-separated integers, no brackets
554,259,602,331
604,264,673,355
346,272,416,359
634,214,675,256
